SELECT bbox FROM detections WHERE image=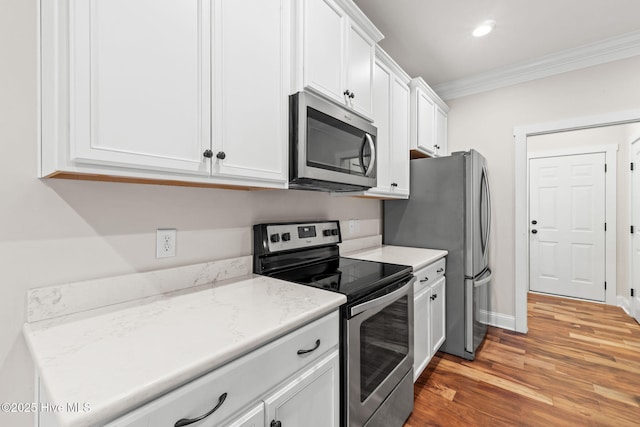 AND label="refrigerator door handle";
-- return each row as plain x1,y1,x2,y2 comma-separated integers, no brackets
474,269,492,287
484,164,492,249
465,279,473,352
